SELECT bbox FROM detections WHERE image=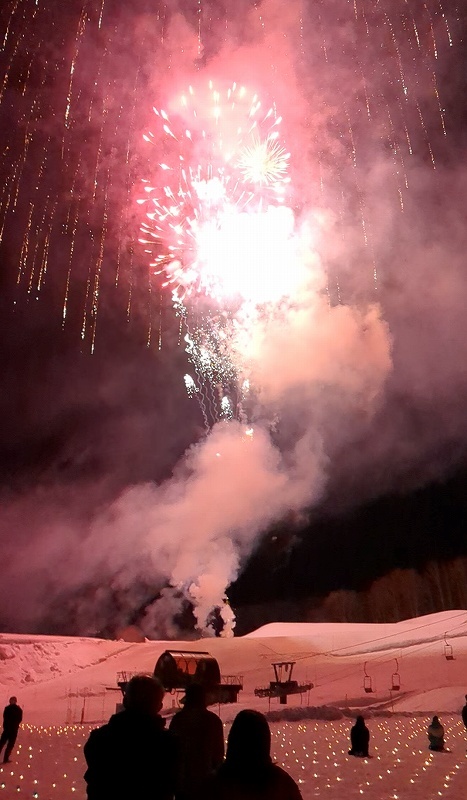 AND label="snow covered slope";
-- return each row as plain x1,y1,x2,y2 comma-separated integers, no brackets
1,610,466,726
